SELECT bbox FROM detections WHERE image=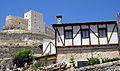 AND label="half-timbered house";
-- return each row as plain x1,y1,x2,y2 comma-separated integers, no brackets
41,15,120,67
52,16,120,67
